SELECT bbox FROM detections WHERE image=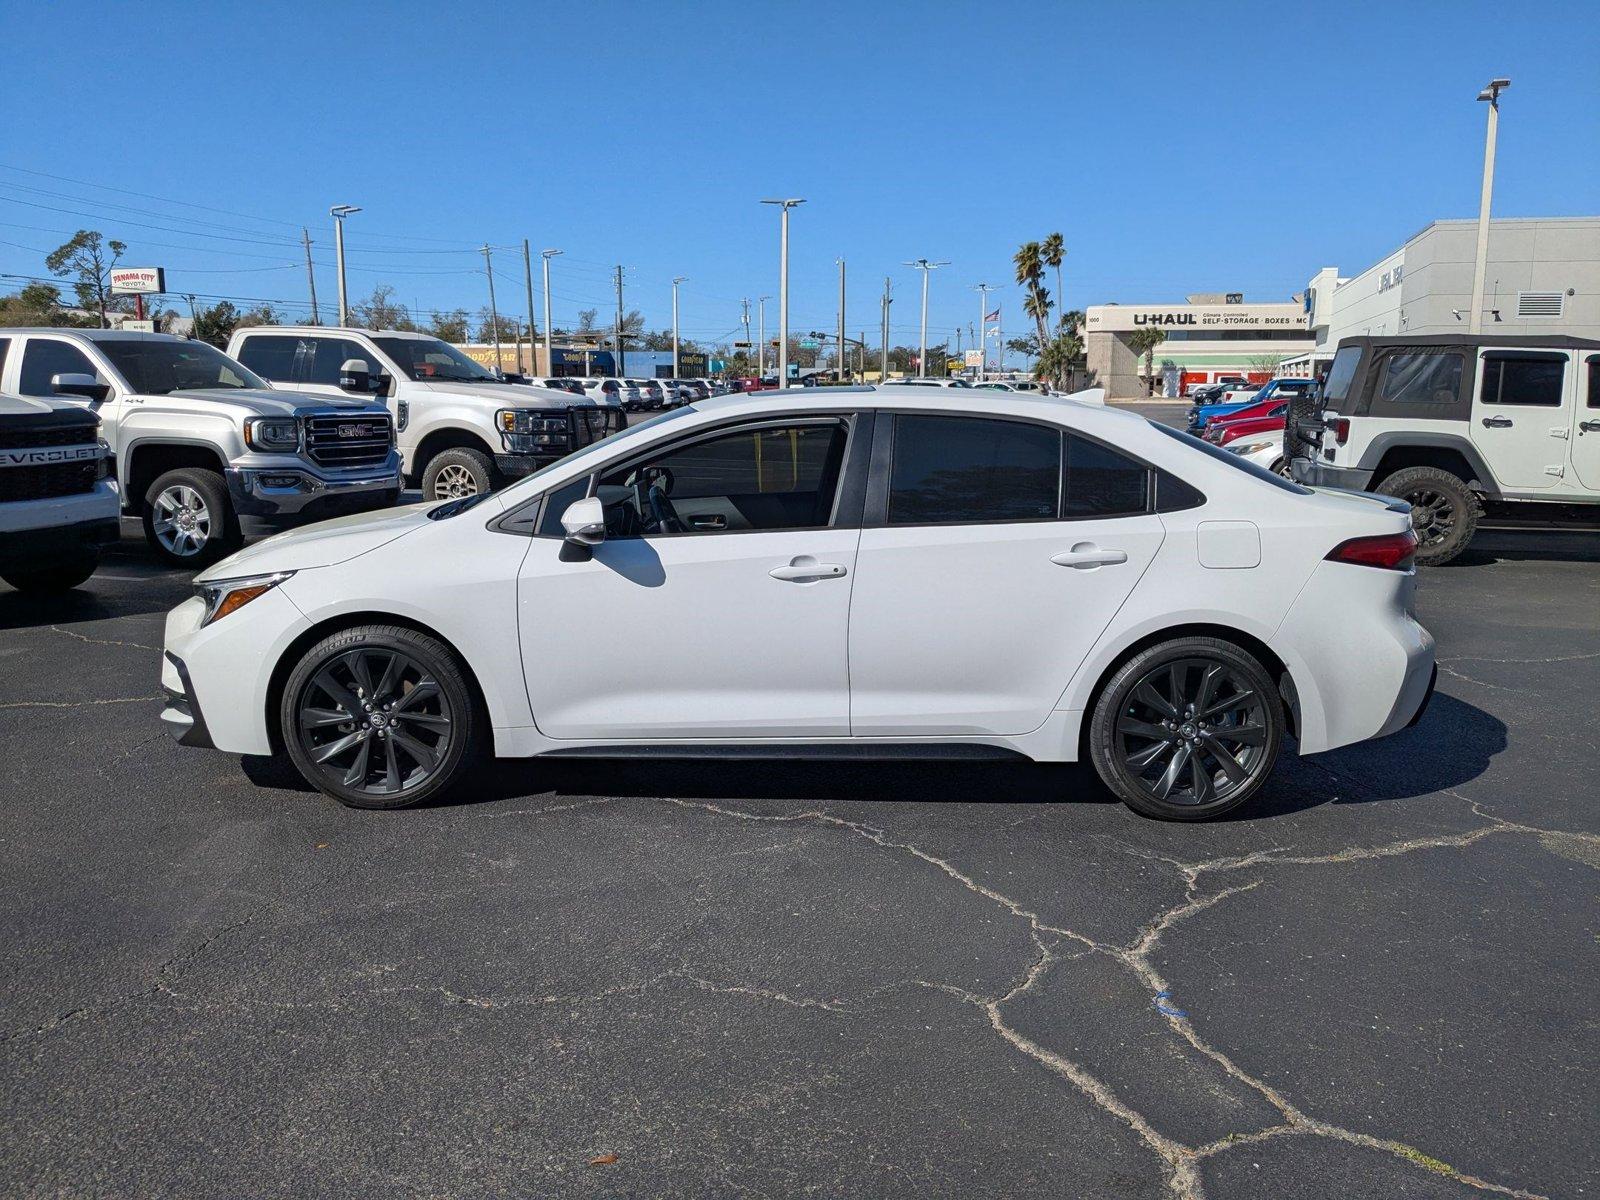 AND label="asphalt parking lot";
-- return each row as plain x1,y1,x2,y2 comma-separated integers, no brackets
3,405,1597,1199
